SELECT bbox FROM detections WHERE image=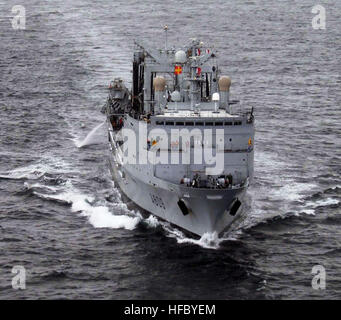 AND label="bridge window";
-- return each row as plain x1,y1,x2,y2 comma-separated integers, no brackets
215,122,223,126
166,121,174,125
195,122,204,126
224,122,232,126
156,121,164,125
205,122,213,126
185,122,194,126
176,122,184,126
234,121,242,125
